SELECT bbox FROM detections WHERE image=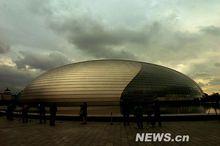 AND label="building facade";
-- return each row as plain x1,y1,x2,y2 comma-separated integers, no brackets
22,60,202,104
